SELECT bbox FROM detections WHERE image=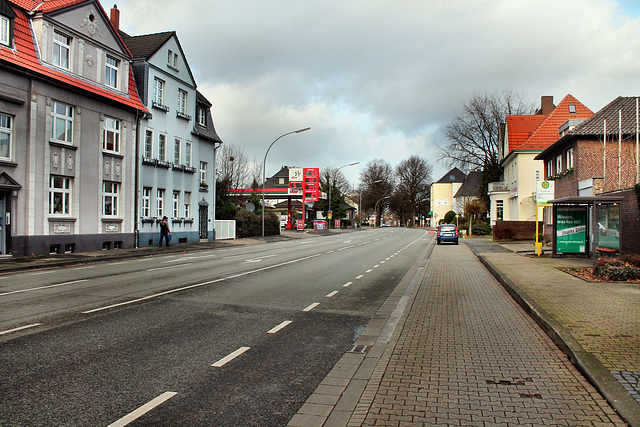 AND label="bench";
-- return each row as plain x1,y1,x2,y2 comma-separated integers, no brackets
596,247,617,257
